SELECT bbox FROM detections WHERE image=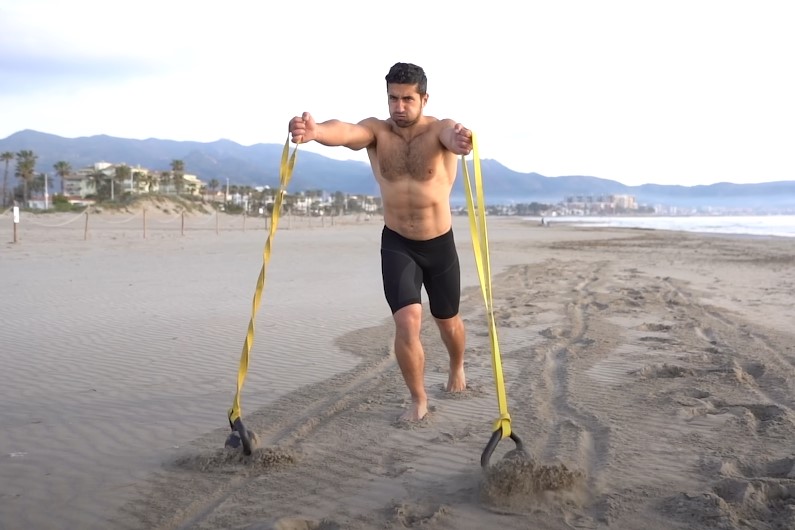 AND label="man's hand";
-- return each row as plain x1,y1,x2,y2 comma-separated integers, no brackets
289,112,316,144
447,123,473,155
